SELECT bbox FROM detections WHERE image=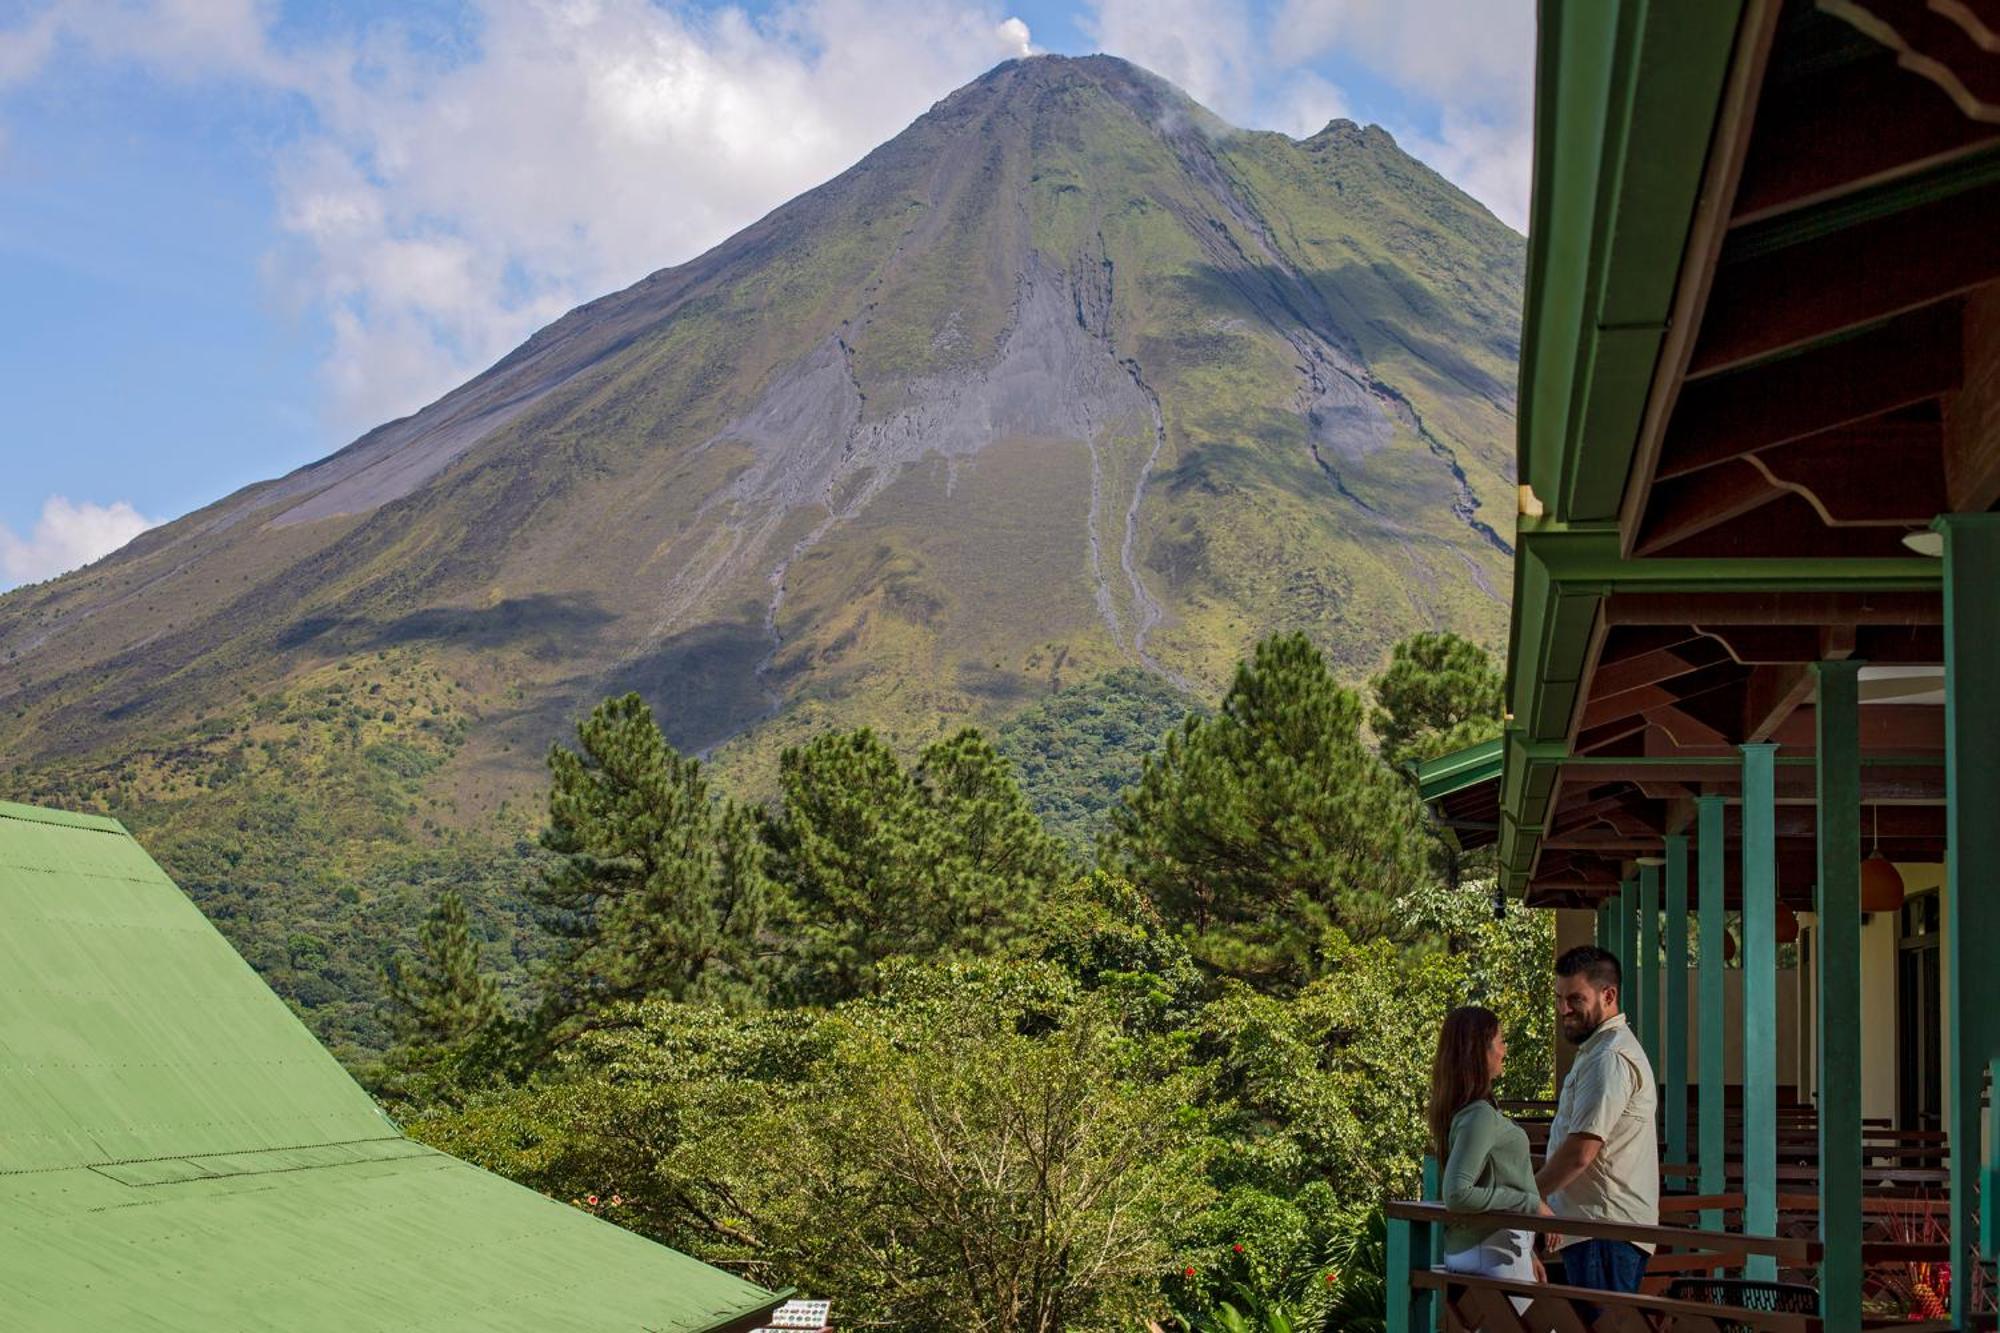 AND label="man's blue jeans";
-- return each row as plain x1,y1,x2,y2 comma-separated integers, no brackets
1560,1238,1646,1293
